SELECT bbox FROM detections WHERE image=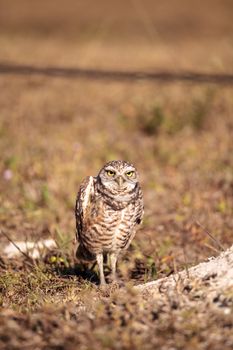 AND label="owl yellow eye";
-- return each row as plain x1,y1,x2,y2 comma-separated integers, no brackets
106,170,115,177
126,171,134,177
